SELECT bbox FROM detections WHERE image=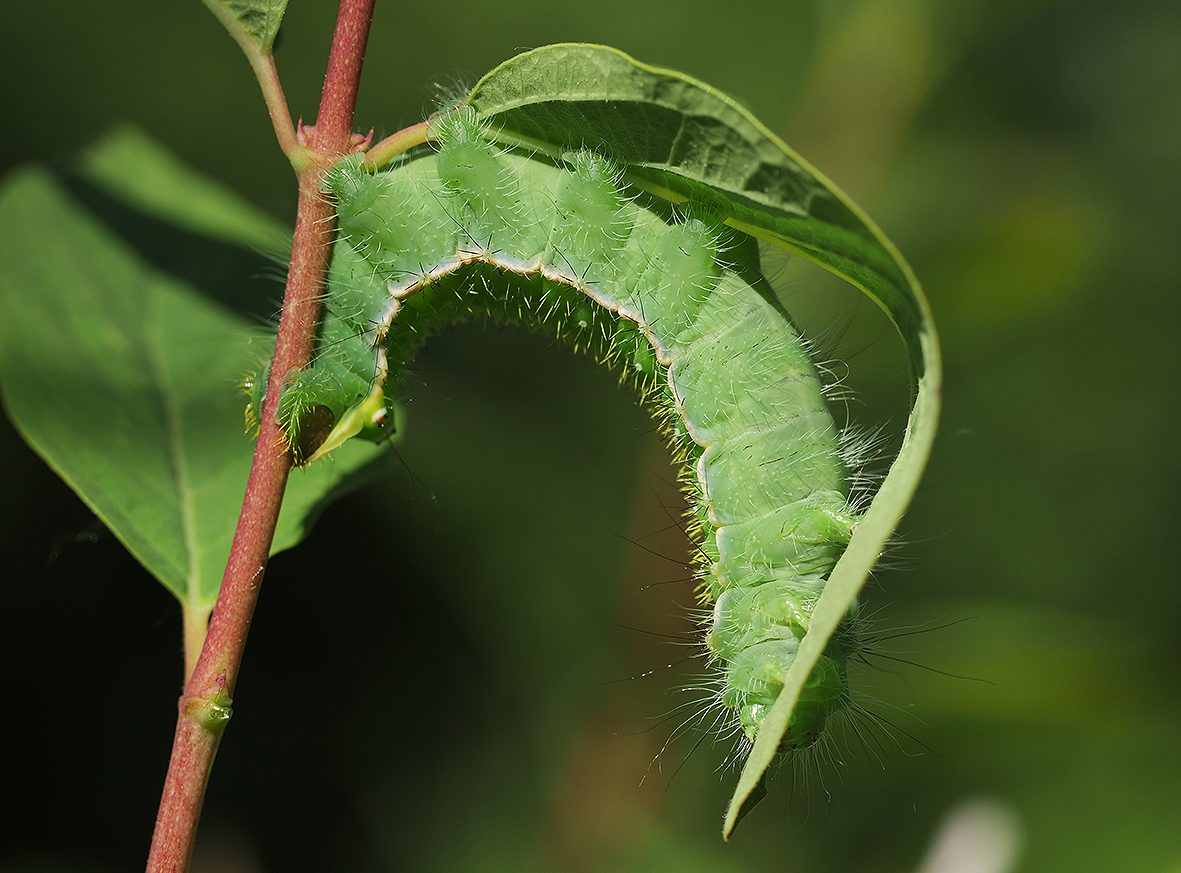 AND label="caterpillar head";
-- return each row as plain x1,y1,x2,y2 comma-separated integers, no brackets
775,650,850,751
724,639,851,753
714,588,858,754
